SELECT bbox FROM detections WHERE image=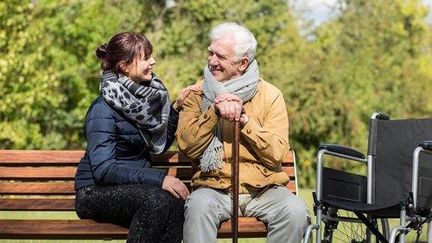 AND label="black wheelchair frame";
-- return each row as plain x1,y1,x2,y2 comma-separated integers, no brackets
304,112,432,243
